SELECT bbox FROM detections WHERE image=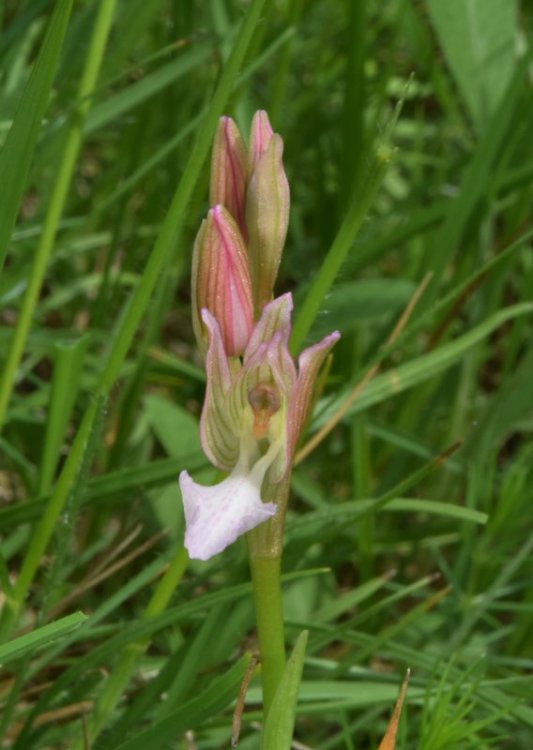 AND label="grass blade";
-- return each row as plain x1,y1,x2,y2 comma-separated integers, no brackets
0,612,86,665
261,630,308,750
0,0,74,273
